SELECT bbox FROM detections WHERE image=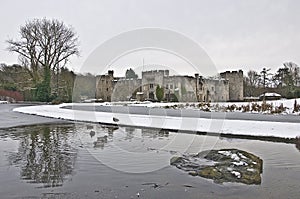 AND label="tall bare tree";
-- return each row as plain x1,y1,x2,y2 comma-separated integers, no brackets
244,70,260,96
7,18,79,101
247,70,260,87
283,62,300,87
